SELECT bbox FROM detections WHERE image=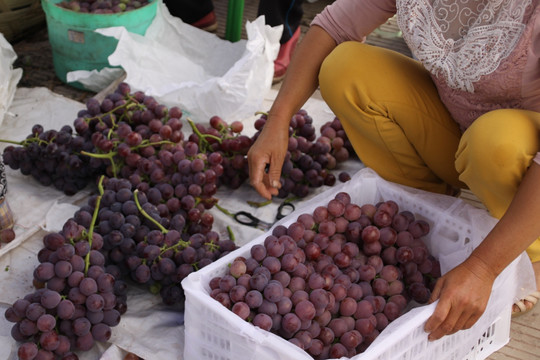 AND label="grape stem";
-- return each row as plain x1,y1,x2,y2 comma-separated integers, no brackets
214,203,234,217
0,136,49,147
132,189,190,256
226,226,236,242
204,241,220,252
81,140,174,178
246,200,272,208
133,189,168,233
208,204,236,241
80,150,119,178
0,139,24,146
247,197,296,208
186,118,222,153
84,176,105,275
84,99,141,124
